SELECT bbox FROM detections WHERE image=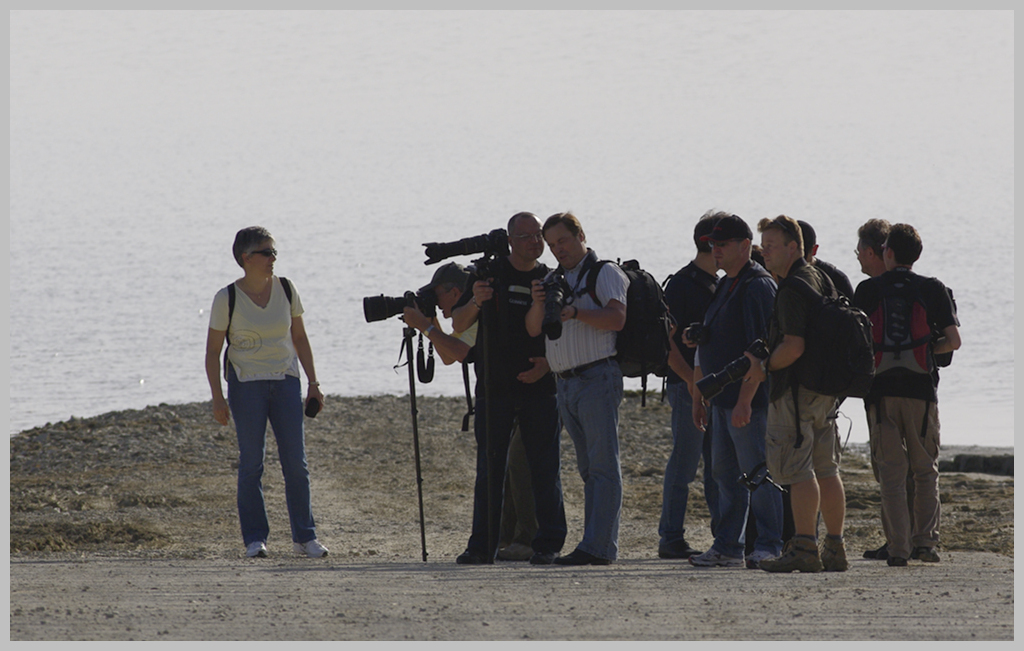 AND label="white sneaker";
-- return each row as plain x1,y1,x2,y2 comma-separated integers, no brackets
689,548,744,567
745,549,778,569
294,539,329,558
246,541,268,558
